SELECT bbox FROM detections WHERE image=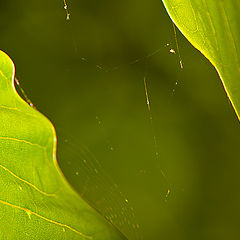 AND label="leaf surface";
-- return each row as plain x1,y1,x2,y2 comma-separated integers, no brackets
162,0,240,119
0,50,126,240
